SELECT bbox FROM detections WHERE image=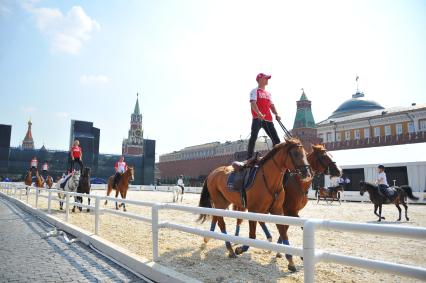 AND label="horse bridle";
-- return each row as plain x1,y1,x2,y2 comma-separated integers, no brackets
315,151,336,176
